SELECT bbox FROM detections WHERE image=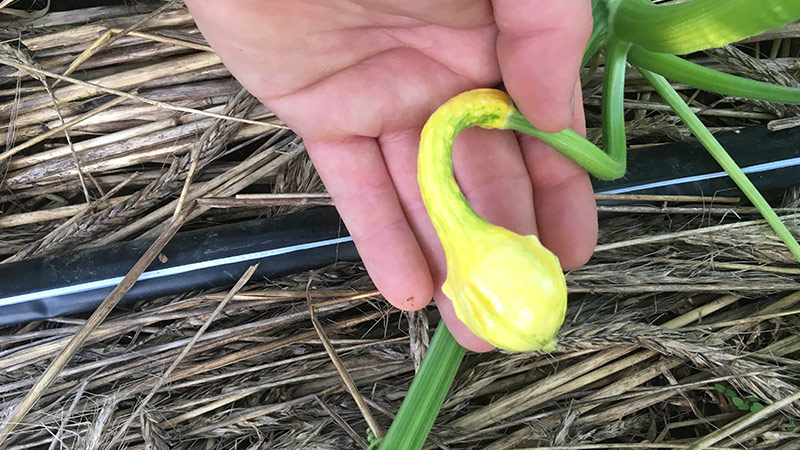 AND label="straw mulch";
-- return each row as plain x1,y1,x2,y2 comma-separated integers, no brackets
1,2,799,449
